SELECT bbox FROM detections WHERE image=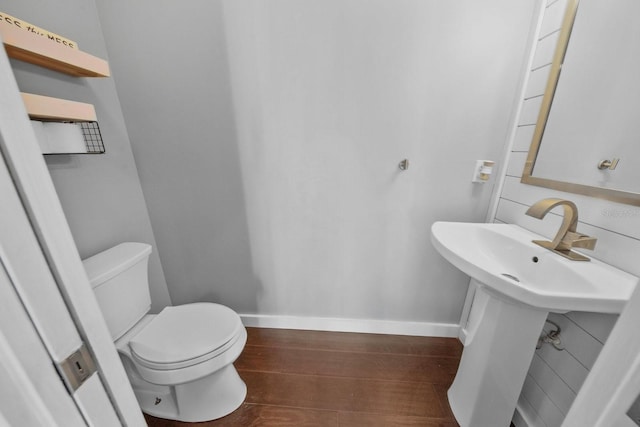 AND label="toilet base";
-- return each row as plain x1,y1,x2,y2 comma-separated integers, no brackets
134,364,247,422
